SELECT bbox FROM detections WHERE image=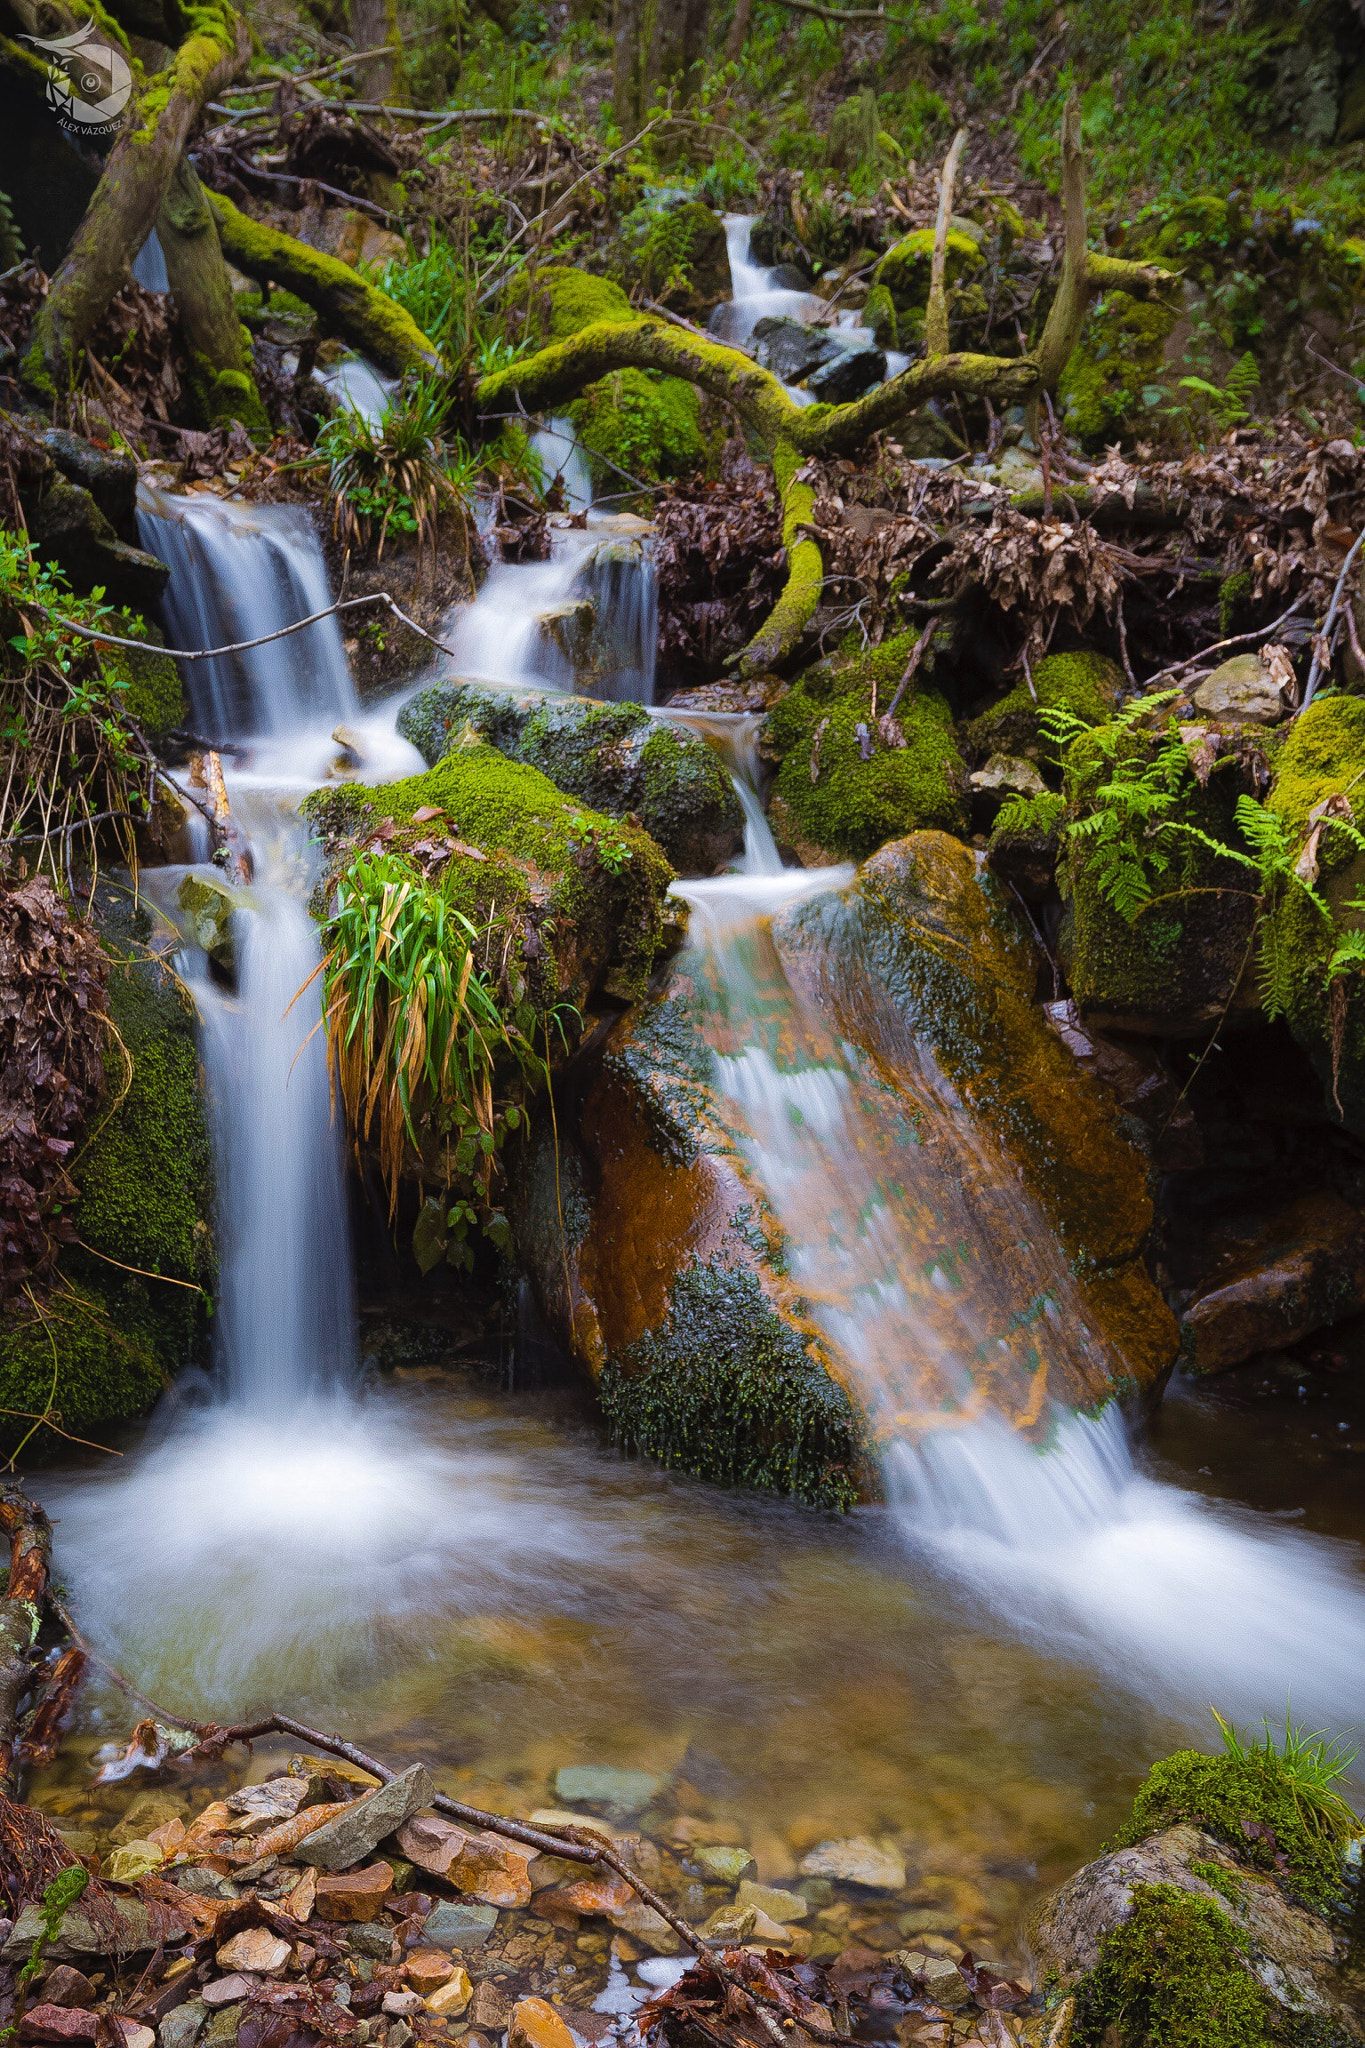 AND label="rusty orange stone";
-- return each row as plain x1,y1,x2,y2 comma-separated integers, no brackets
314,1861,394,1923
